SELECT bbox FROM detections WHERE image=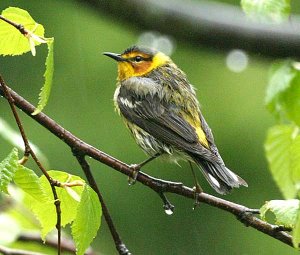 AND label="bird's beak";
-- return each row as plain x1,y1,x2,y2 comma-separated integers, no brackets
103,52,126,62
